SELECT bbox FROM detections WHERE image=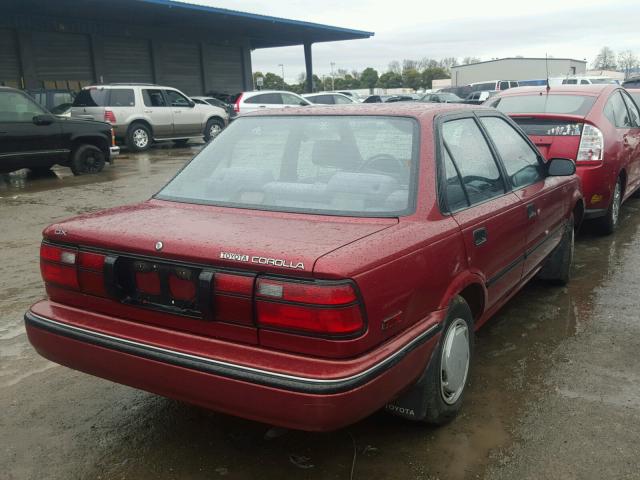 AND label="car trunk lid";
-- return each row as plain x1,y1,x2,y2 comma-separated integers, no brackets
510,114,585,160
